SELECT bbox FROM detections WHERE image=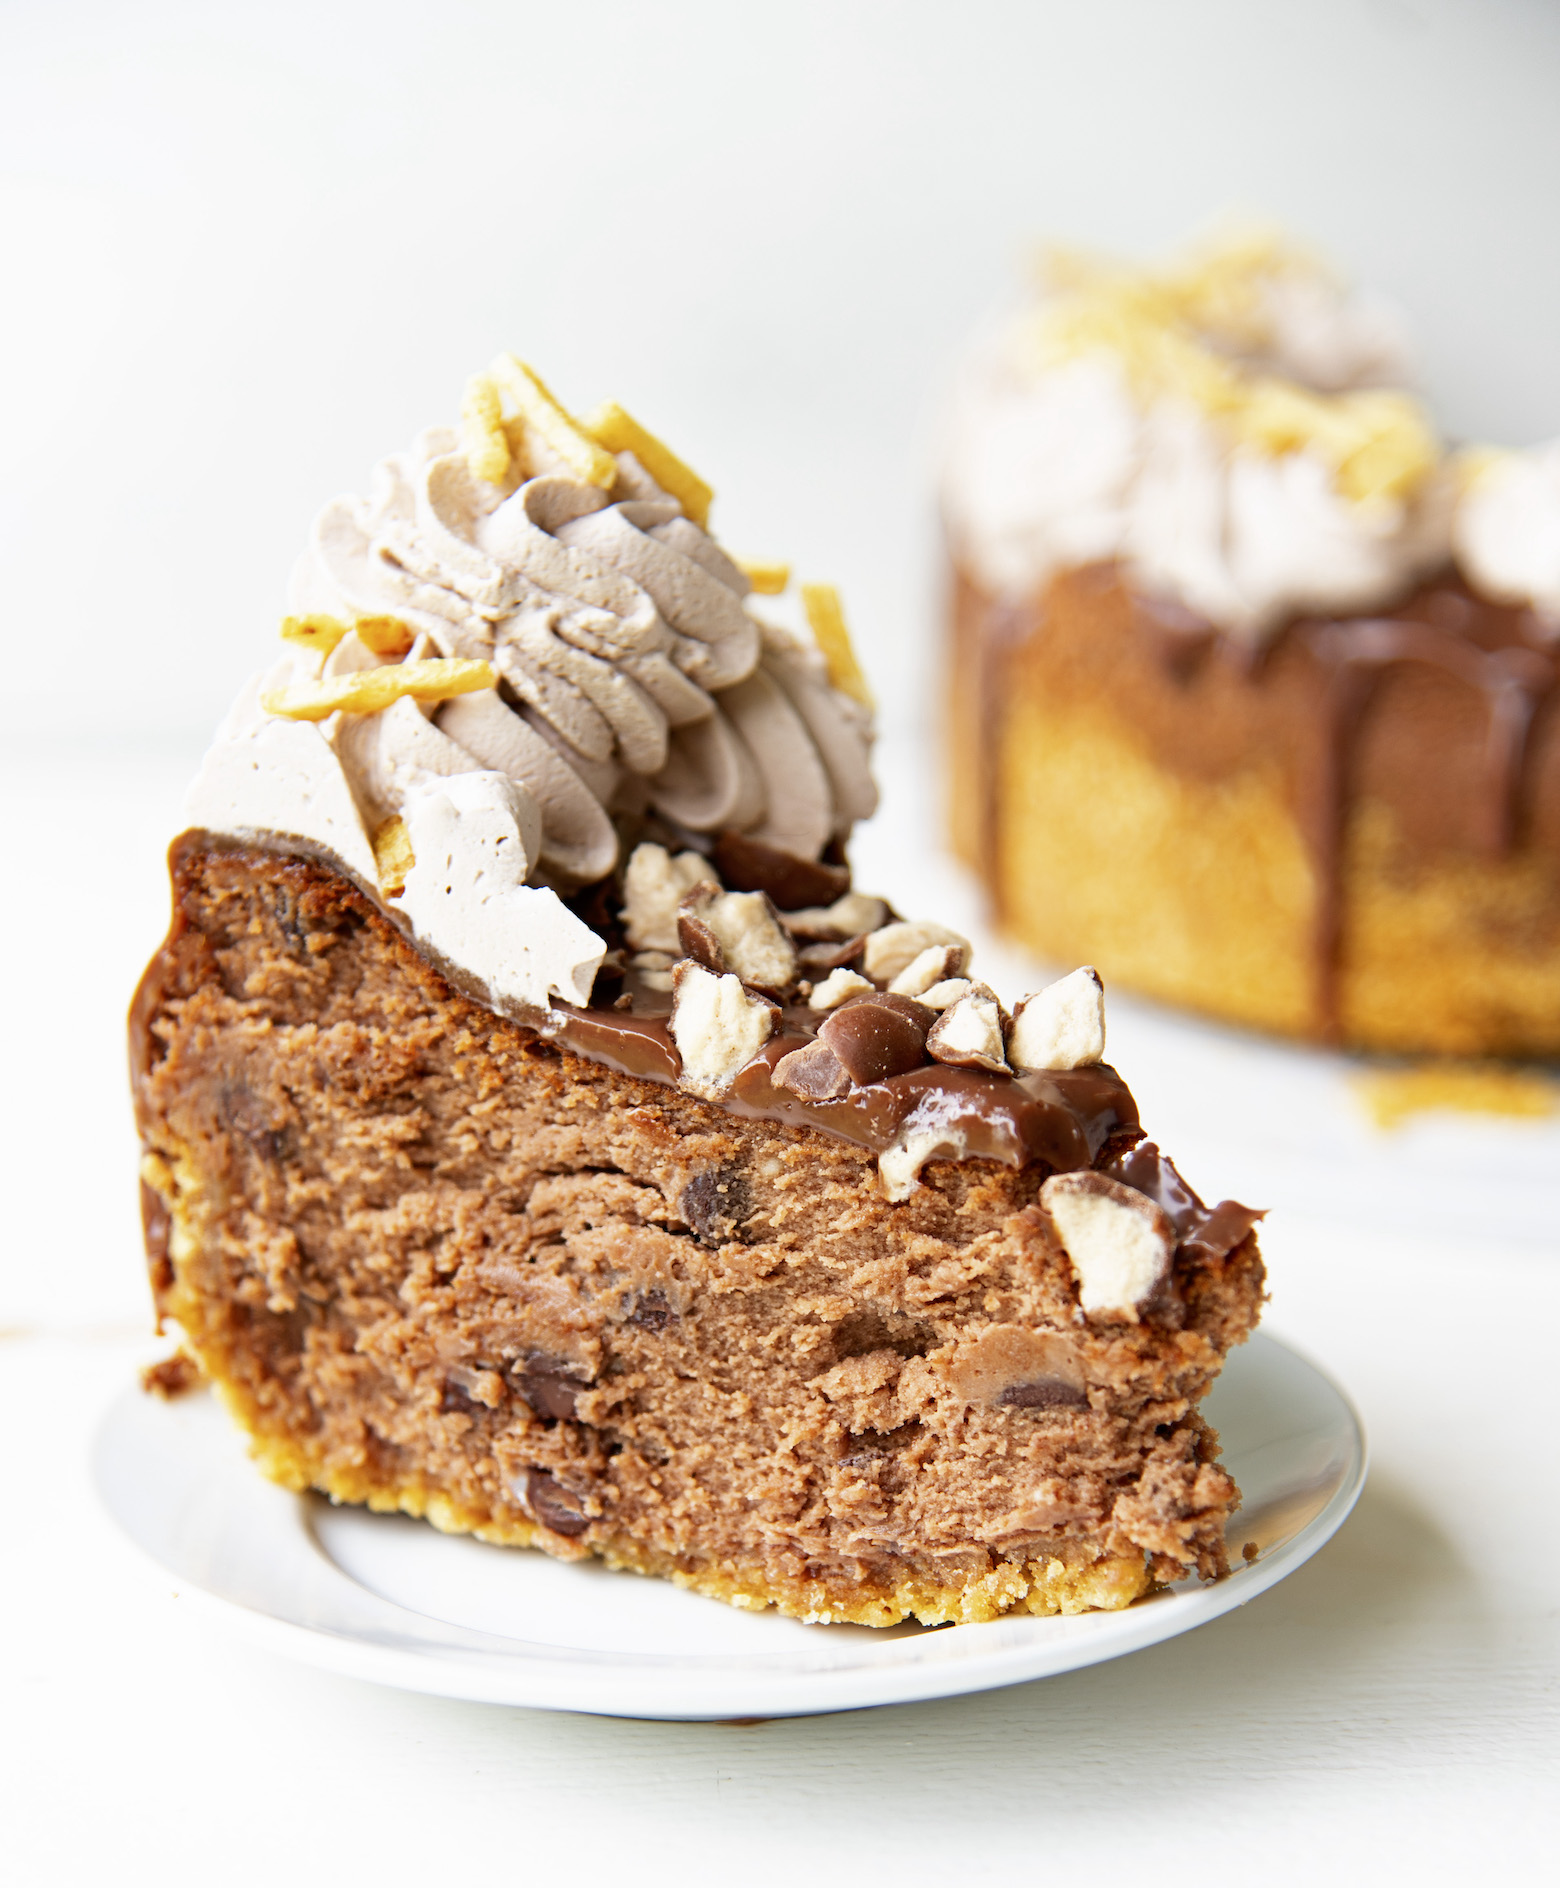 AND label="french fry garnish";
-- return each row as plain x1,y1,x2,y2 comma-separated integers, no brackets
488,356,617,489
354,615,417,659
261,658,495,722
372,815,416,898
801,583,872,709
734,556,789,595
462,373,512,485
582,400,713,528
280,614,350,656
